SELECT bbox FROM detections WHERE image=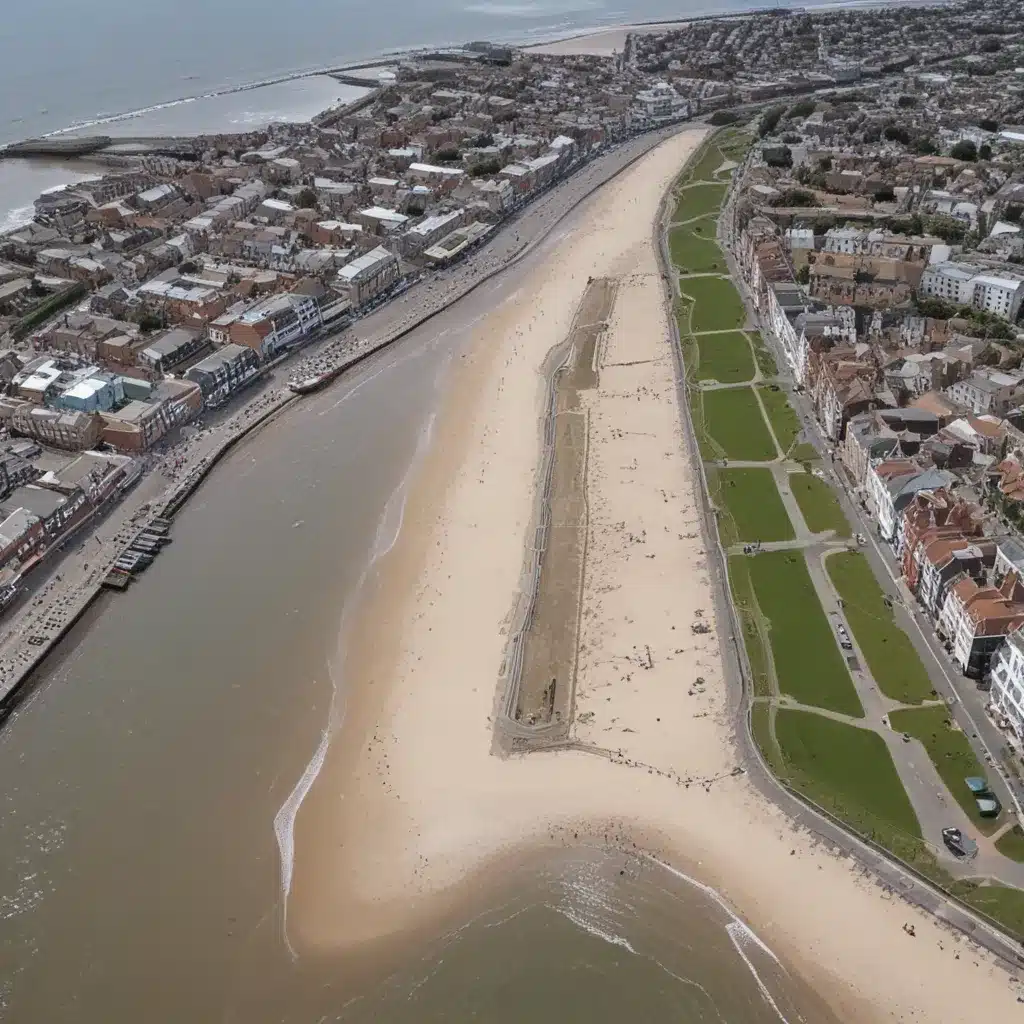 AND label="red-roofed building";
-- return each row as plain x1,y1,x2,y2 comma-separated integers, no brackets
937,570,1024,677
899,488,986,586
